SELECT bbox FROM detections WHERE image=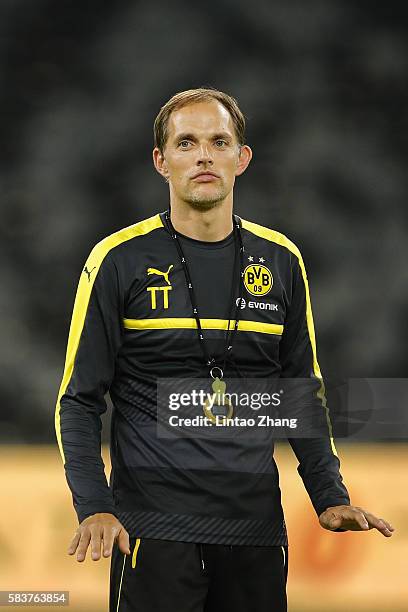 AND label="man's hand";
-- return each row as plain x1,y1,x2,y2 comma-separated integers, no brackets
319,505,395,537
67,513,131,562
